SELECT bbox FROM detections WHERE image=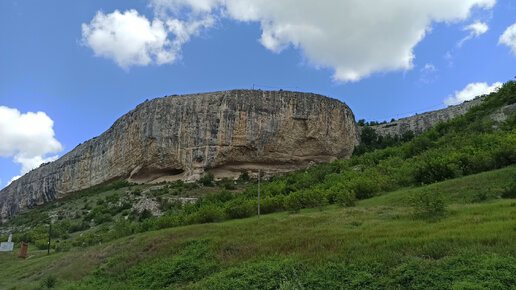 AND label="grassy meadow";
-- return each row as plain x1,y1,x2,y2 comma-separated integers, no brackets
0,166,515,289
